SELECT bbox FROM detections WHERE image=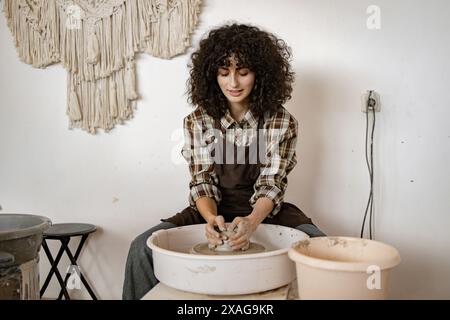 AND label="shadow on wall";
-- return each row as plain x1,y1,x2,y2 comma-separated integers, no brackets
287,68,327,232
287,67,369,237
